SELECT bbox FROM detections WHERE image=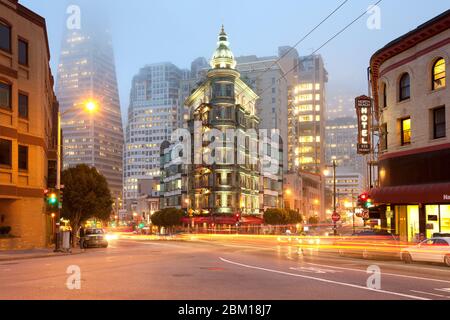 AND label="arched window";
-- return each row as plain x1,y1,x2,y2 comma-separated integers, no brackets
382,82,387,108
399,73,410,101
432,58,446,90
